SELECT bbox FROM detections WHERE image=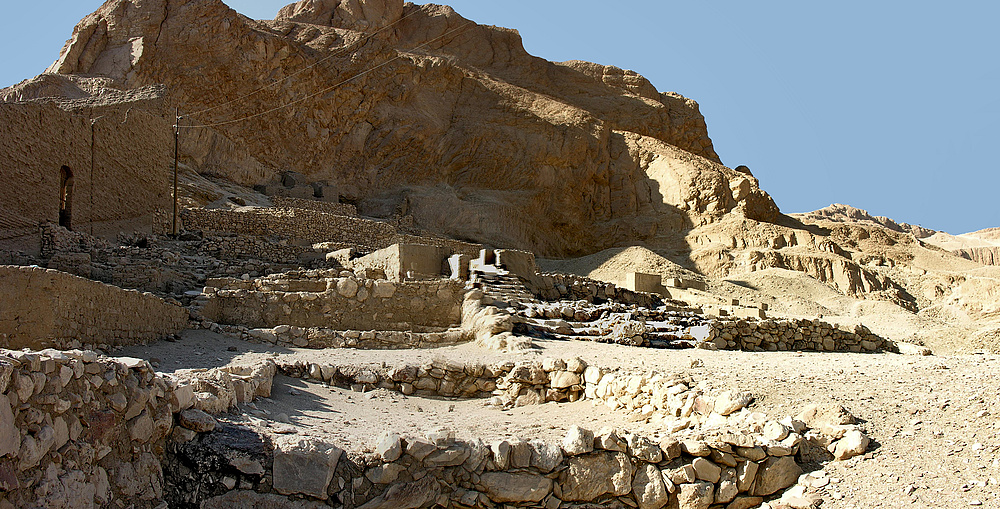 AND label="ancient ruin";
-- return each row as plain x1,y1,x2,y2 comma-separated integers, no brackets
2,0,999,508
